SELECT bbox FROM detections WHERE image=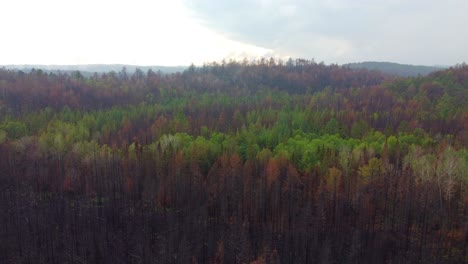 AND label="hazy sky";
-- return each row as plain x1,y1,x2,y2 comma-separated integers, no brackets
1,0,467,66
